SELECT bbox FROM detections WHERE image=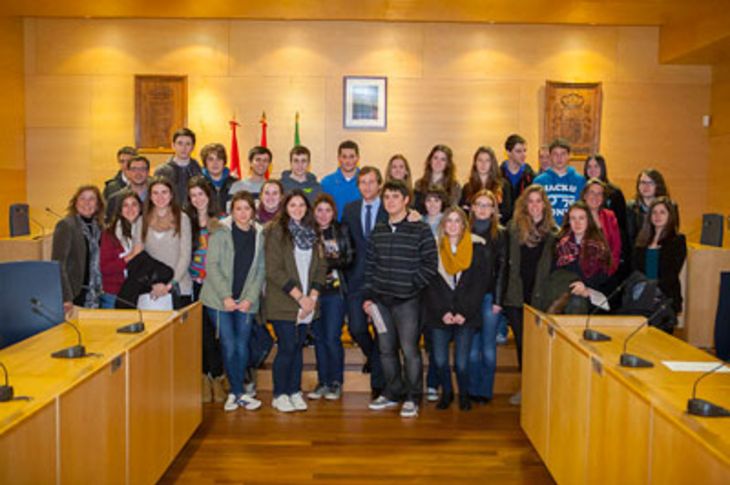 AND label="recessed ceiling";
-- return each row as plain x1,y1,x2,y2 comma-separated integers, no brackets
1,0,716,26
